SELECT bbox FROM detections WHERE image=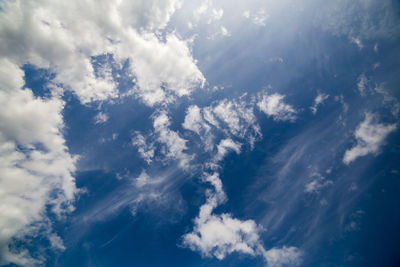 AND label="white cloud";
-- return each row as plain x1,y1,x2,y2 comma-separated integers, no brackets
262,246,302,267
310,93,329,114
304,178,333,194
0,59,77,265
343,113,397,164
211,8,224,22
0,0,204,106
213,98,260,140
182,105,214,151
94,112,109,124
183,97,261,152
183,105,211,136
153,111,192,169
350,36,363,49
183,212,262,260
243,10,269,26
183,172,302,265
215,139,241,161
357,74,368,96
132,132,155,164
257,93,296,121
0,0,203,263
220,26,230,36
